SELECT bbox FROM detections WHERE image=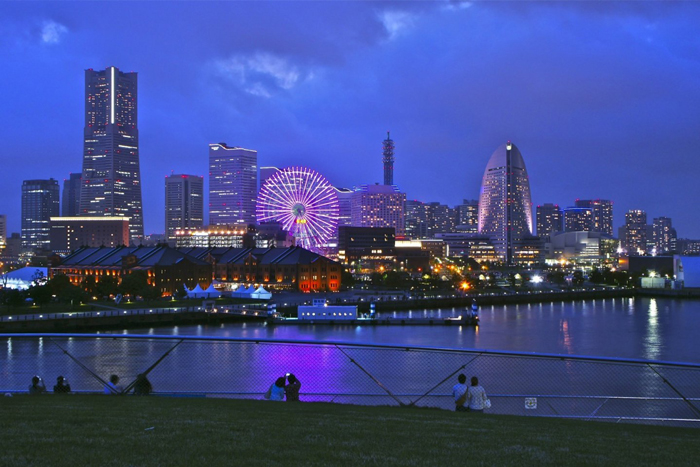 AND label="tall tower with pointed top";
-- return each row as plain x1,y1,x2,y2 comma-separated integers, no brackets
382,131,395,186
80,67,143,241
478,141,533,264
